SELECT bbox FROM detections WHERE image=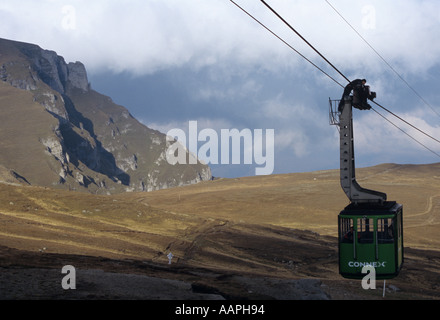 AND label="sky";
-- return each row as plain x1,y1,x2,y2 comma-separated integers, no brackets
1,0,440,178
